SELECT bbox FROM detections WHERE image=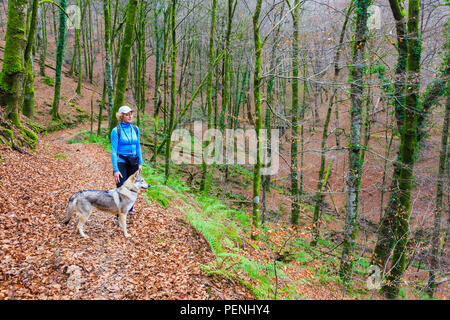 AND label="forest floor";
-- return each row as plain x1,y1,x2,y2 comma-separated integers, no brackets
0,122,254,299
